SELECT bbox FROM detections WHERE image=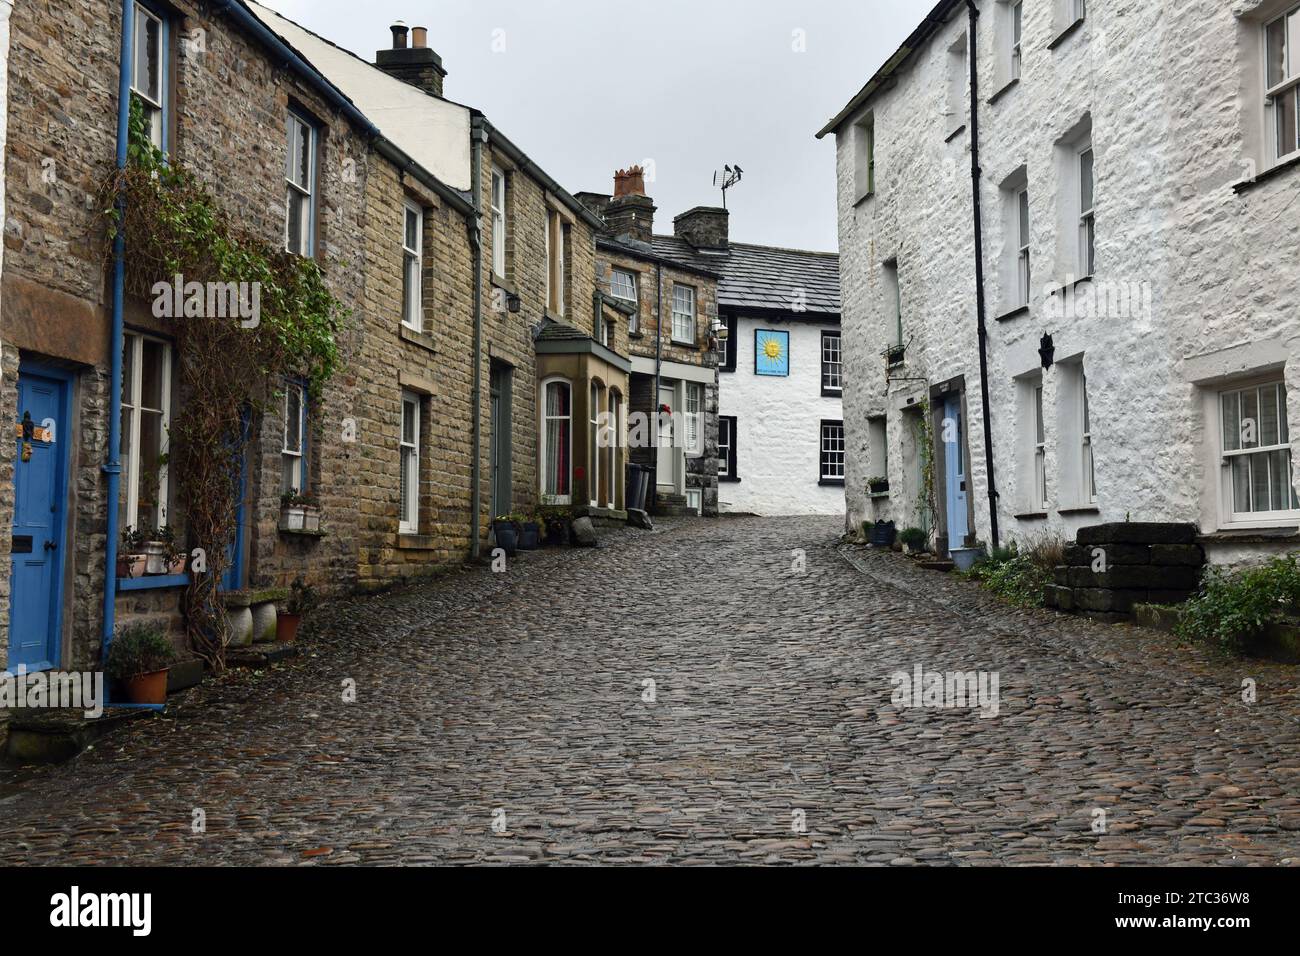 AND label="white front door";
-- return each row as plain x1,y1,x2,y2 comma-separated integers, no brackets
656,383,680,492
